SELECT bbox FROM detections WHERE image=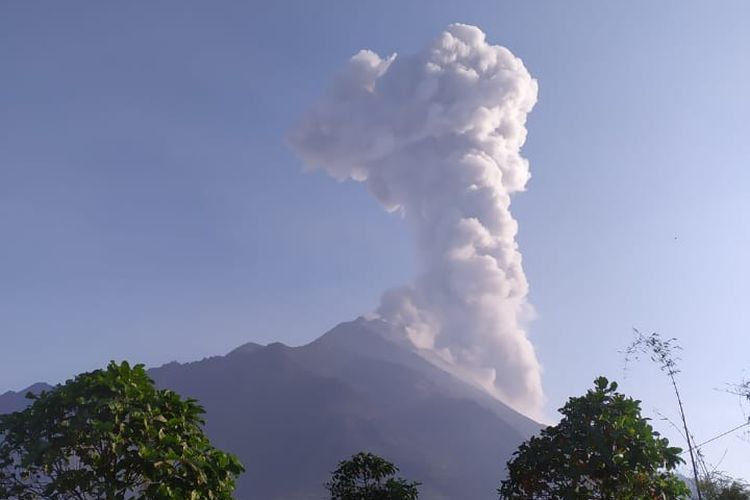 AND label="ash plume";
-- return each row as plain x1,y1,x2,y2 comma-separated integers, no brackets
289,24,543,417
